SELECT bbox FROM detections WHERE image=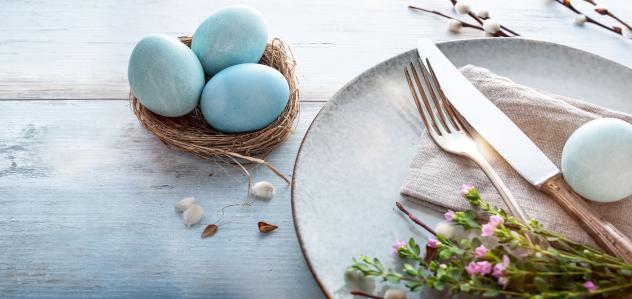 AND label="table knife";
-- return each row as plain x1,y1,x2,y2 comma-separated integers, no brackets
416,38,632,263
